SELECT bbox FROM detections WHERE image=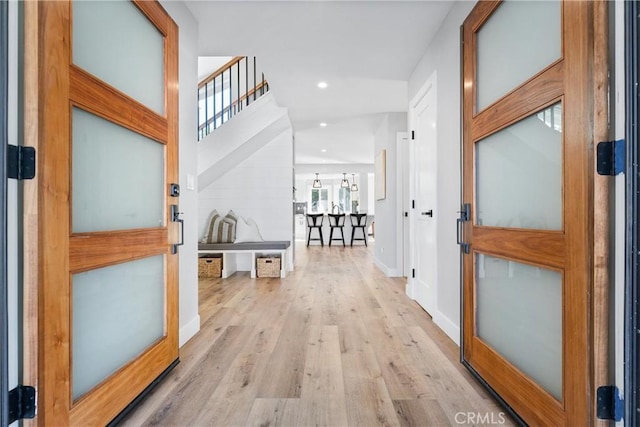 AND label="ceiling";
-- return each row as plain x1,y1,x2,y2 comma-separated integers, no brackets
185,1,454,165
